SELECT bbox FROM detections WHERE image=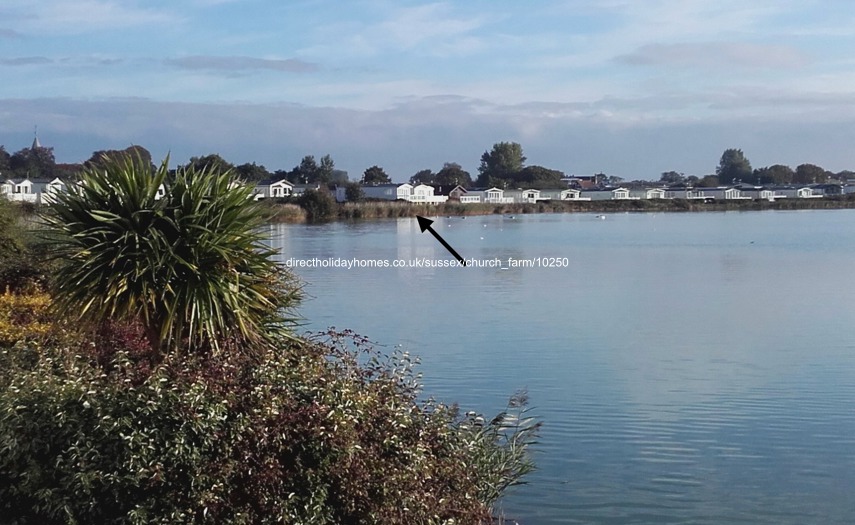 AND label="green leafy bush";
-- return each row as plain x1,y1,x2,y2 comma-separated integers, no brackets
0,330,539,524
297,189,336,222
